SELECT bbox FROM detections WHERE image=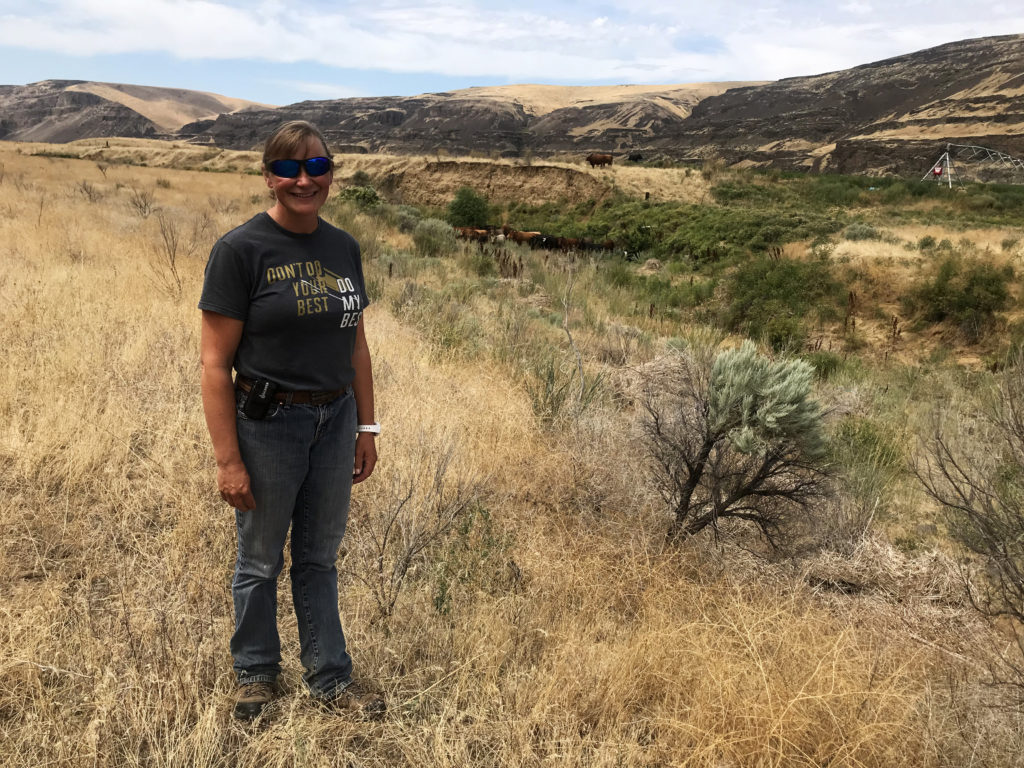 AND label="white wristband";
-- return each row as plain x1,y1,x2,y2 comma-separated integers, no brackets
357,422,381,435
